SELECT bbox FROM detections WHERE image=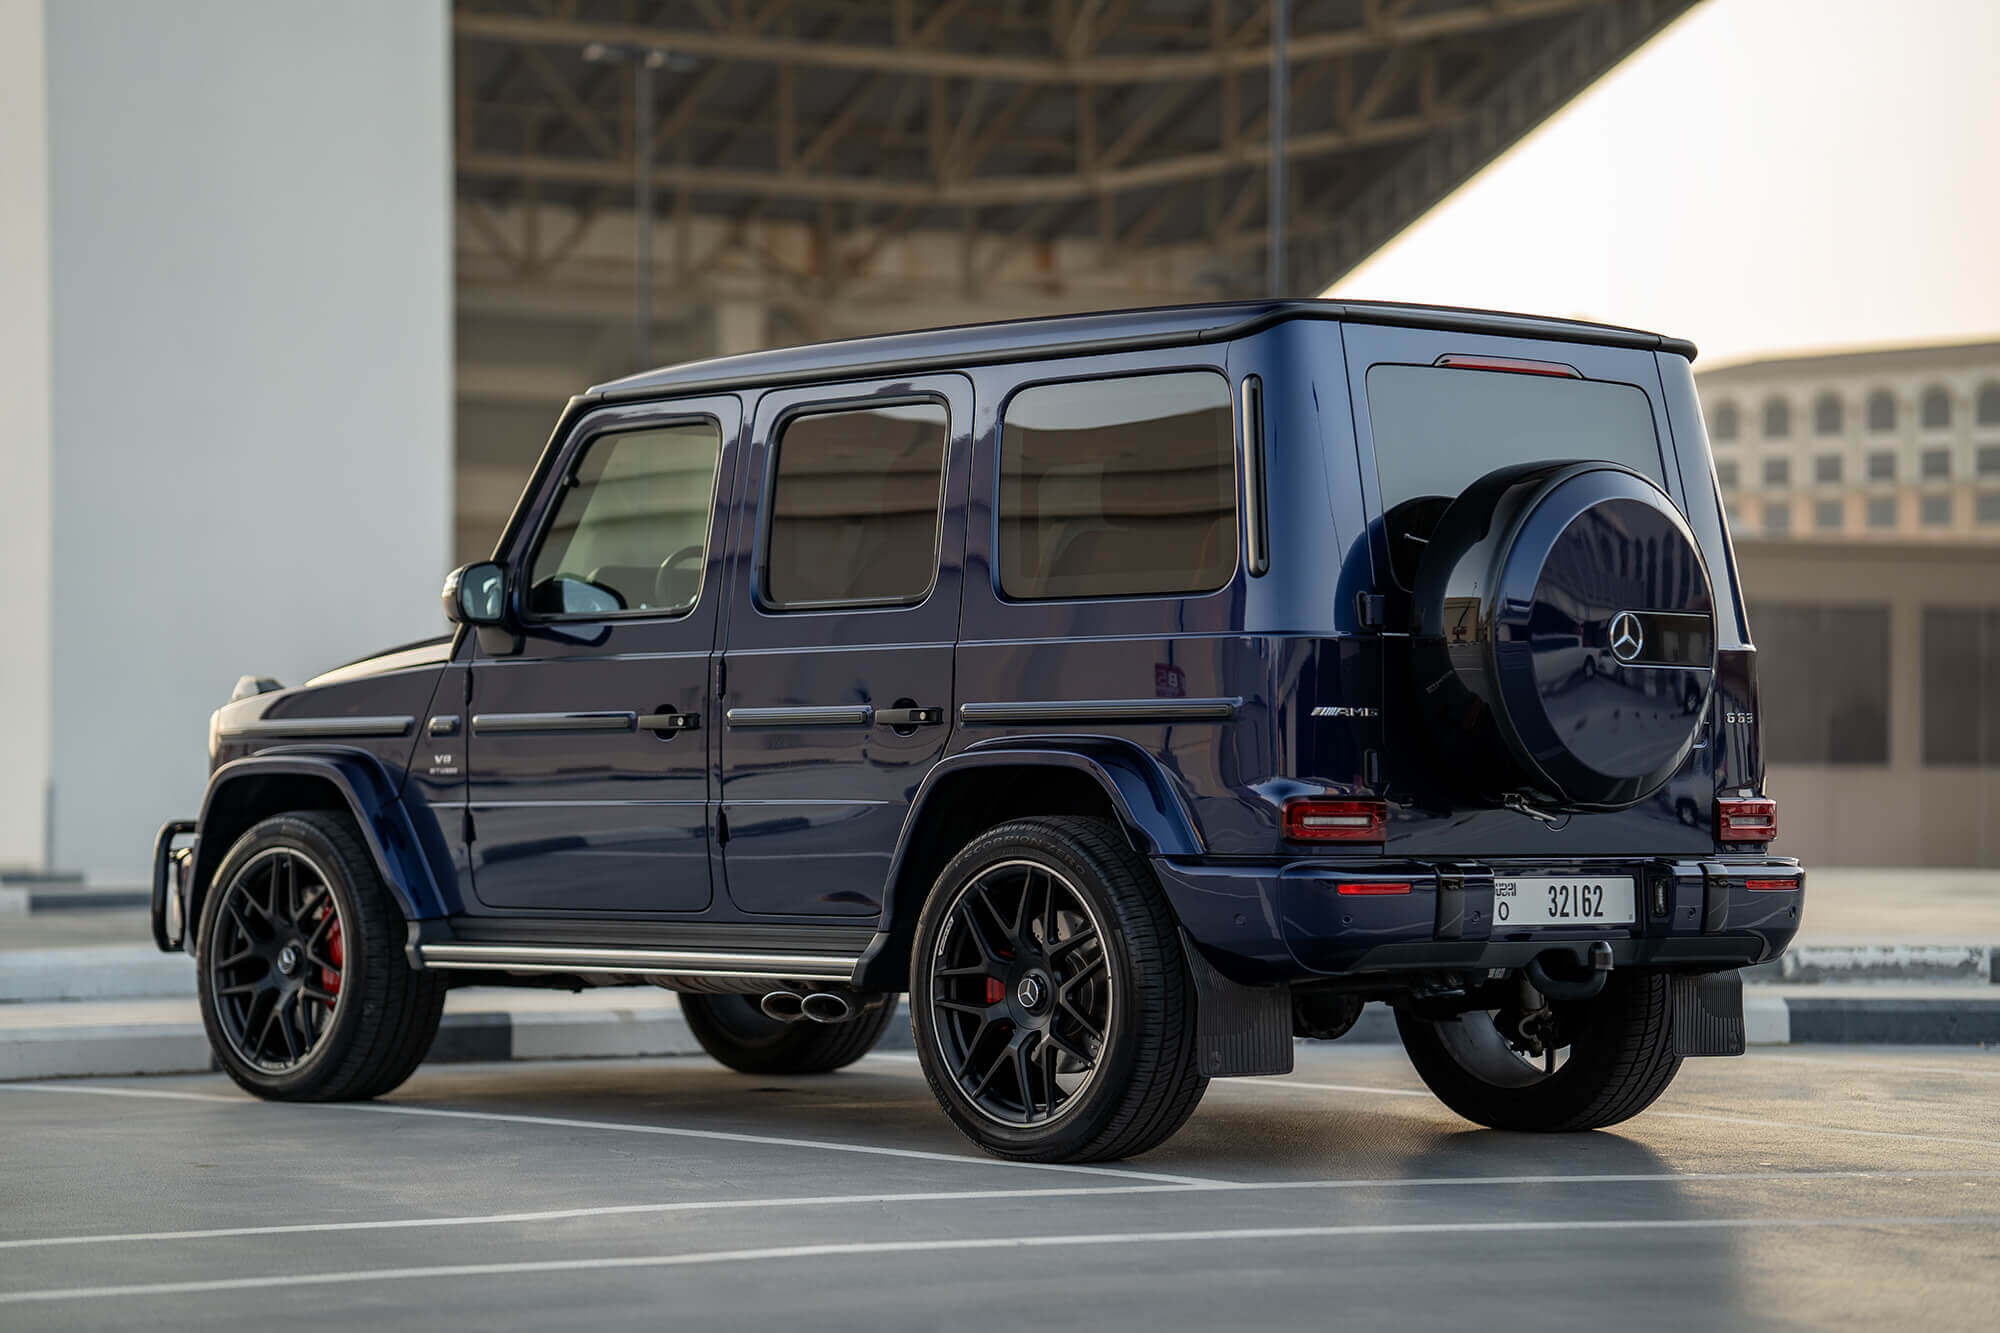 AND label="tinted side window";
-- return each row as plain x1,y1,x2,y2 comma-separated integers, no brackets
527,422,723,617
998,372,1236,601
764,402,948,607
